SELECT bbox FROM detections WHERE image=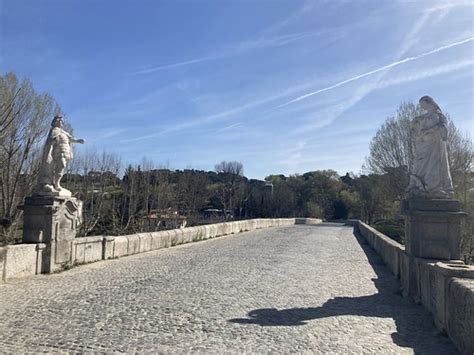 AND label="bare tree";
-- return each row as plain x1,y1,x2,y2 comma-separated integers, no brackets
63,148,122,236
214,161,244,219
366,102,422,174
365,101,473,199
0,73,61,240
